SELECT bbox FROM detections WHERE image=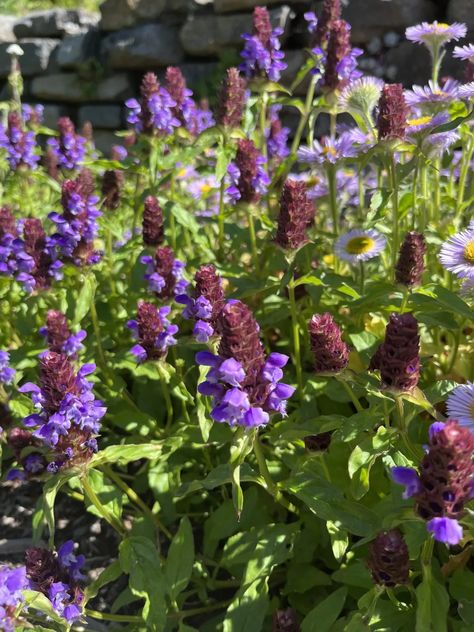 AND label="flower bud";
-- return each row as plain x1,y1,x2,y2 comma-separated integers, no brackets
395,231,426,288
142,195,164,246
215,68,247,128
377,84,407,140
367,529,410,587
276,179,314,250
308,313,349,374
